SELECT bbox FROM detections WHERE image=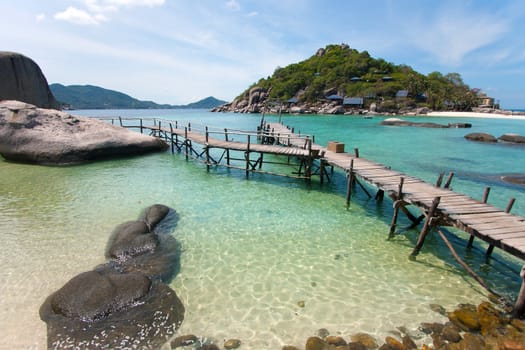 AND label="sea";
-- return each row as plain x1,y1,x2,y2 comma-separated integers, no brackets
1,109,525,349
